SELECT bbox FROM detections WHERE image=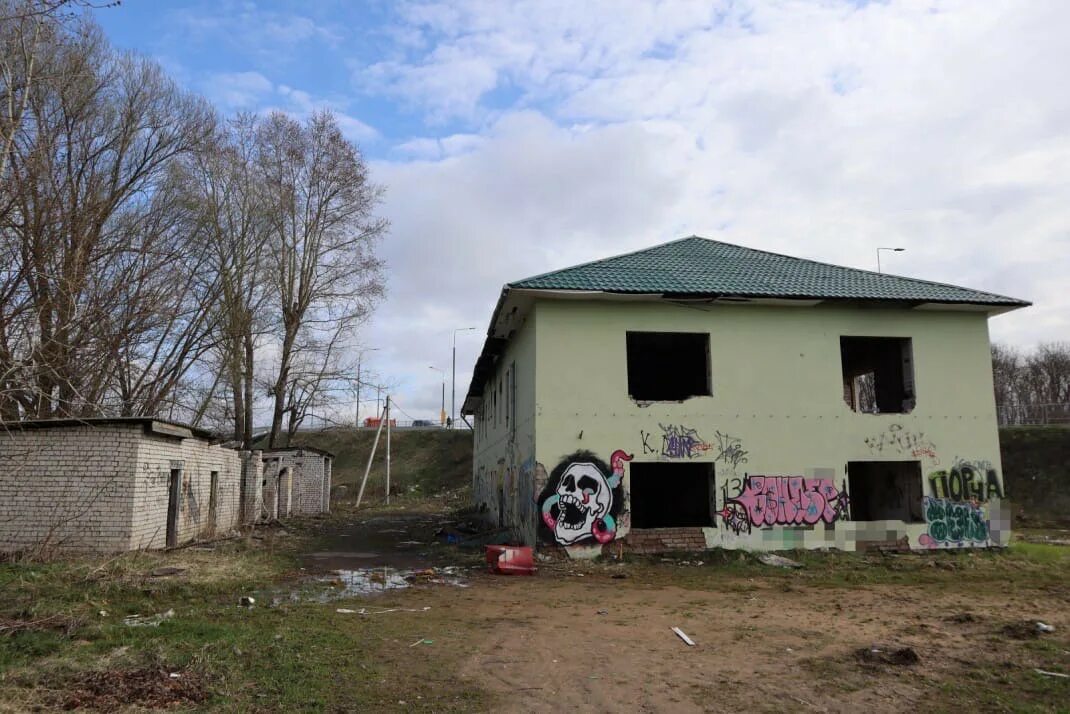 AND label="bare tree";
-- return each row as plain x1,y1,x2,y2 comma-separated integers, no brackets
992,341,1070,424
991,343,1022,408
256,111,386,448
178,114,269,445
0,18,216,418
